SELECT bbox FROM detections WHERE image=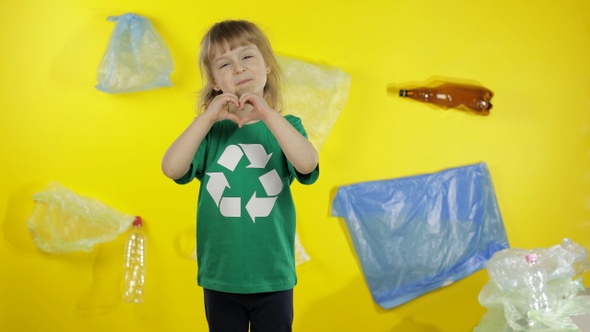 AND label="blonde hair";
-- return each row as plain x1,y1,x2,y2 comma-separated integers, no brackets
198,20,283,113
